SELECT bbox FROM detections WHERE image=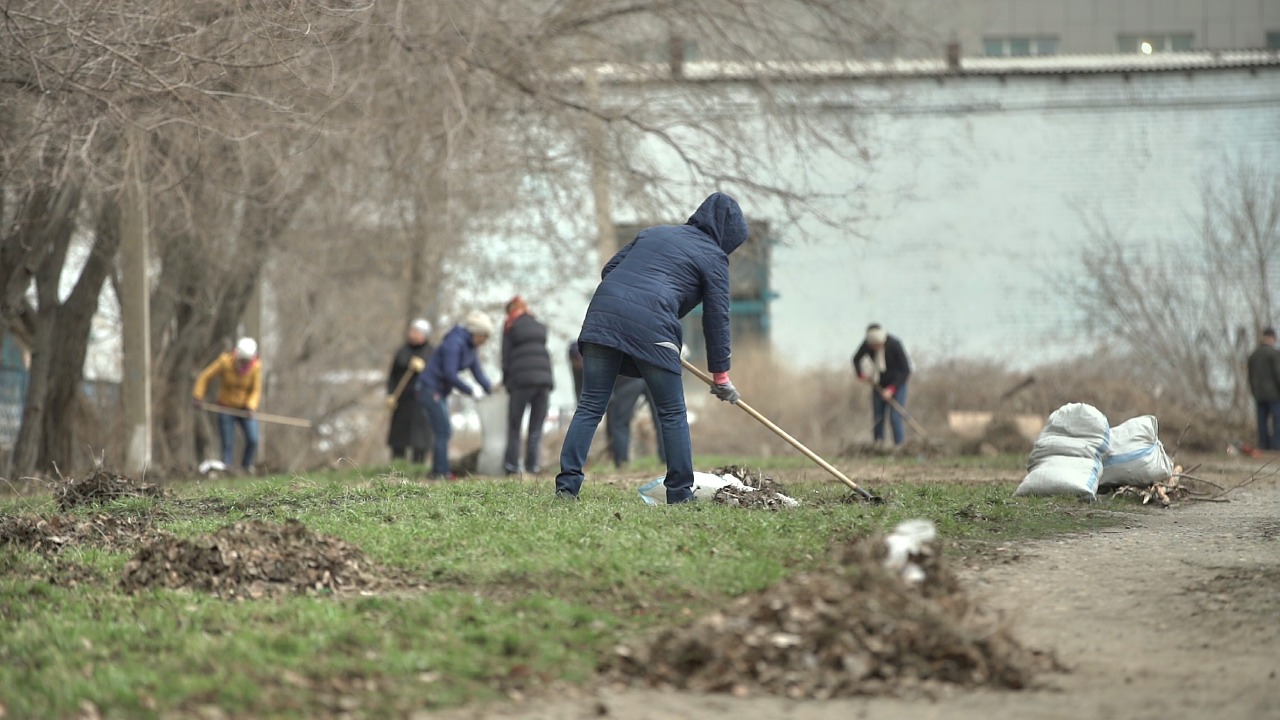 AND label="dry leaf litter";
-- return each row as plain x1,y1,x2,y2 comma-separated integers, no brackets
607,529,1049,698
709,465,798,509
0,511,164,554
120,519,401,599
53,466,165,511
